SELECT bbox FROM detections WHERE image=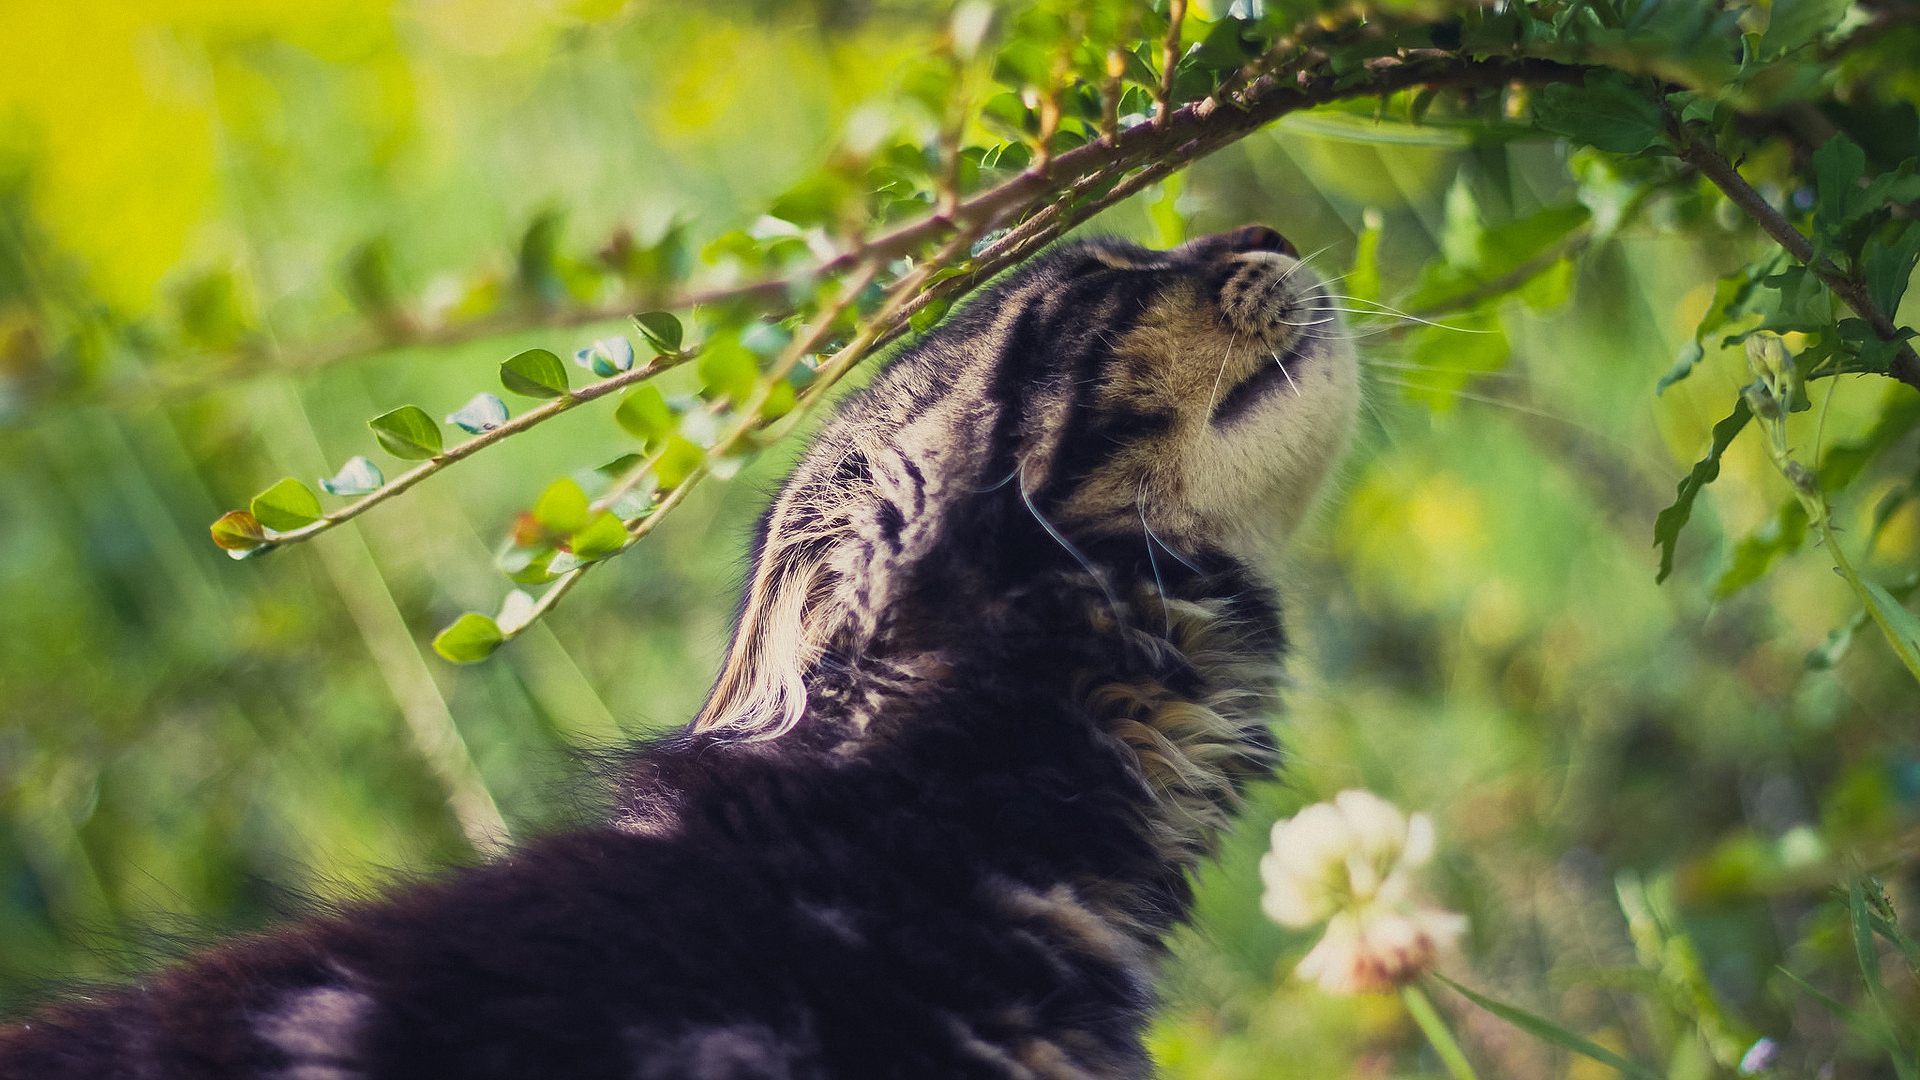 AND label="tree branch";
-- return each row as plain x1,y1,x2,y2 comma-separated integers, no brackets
1674,136,1920,391
157,49,1590,403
